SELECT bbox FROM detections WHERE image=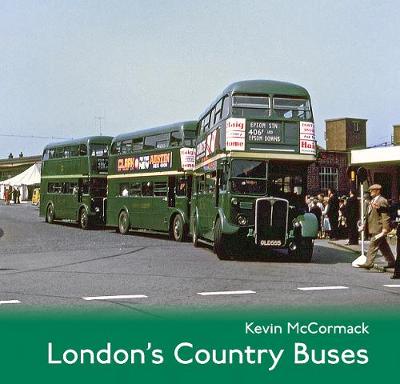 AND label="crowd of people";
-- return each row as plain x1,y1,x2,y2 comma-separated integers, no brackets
305,188,362,244
2,186,21,205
